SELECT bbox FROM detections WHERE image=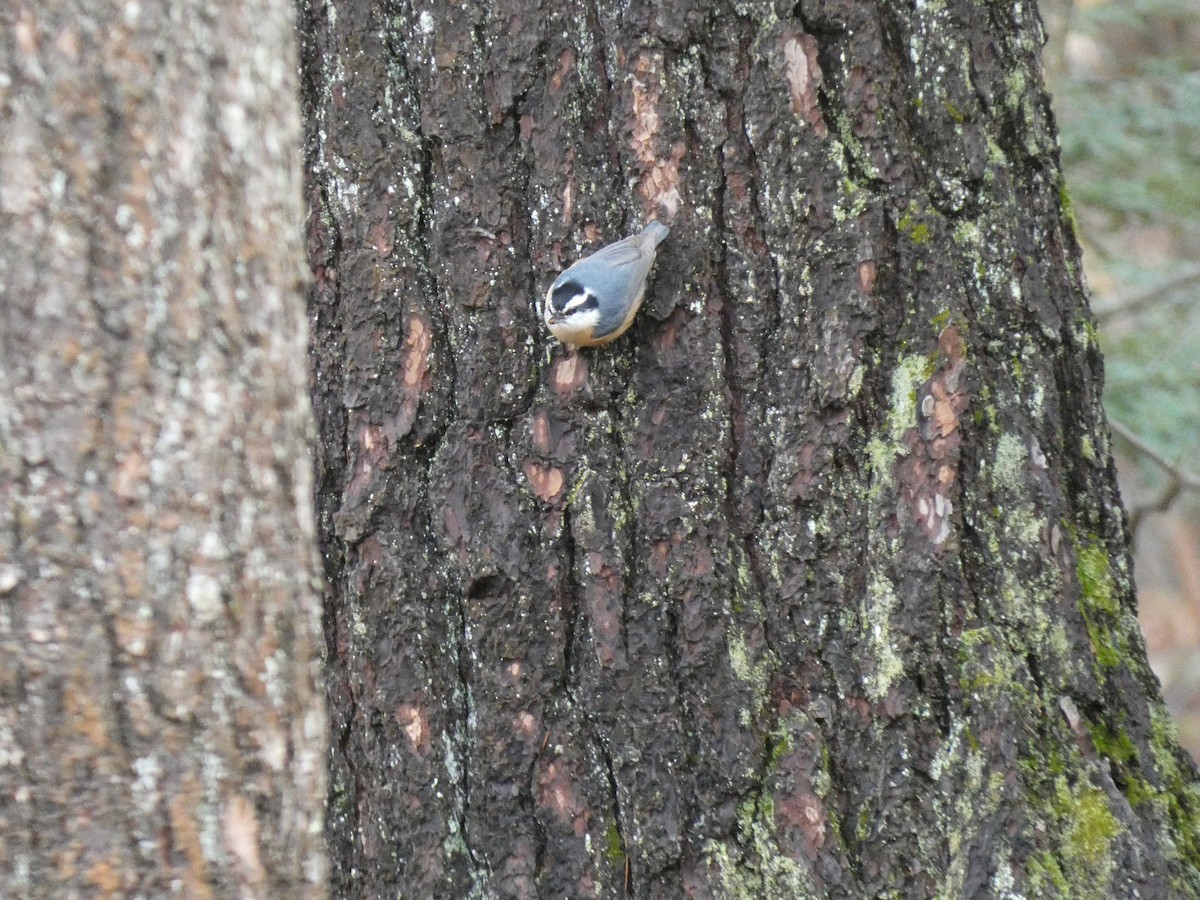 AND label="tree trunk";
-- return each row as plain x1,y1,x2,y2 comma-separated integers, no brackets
302,0,1200,896
0,1,327,896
